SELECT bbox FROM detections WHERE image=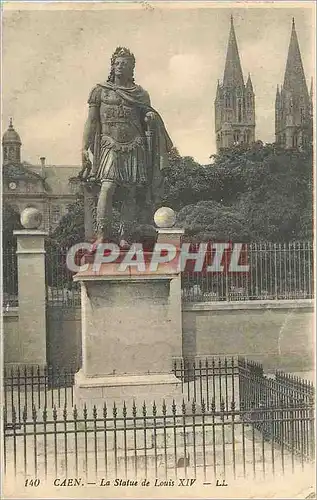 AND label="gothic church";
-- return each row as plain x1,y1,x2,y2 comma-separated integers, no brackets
215,16,255,151
215,17,313,151
275,19,313,148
